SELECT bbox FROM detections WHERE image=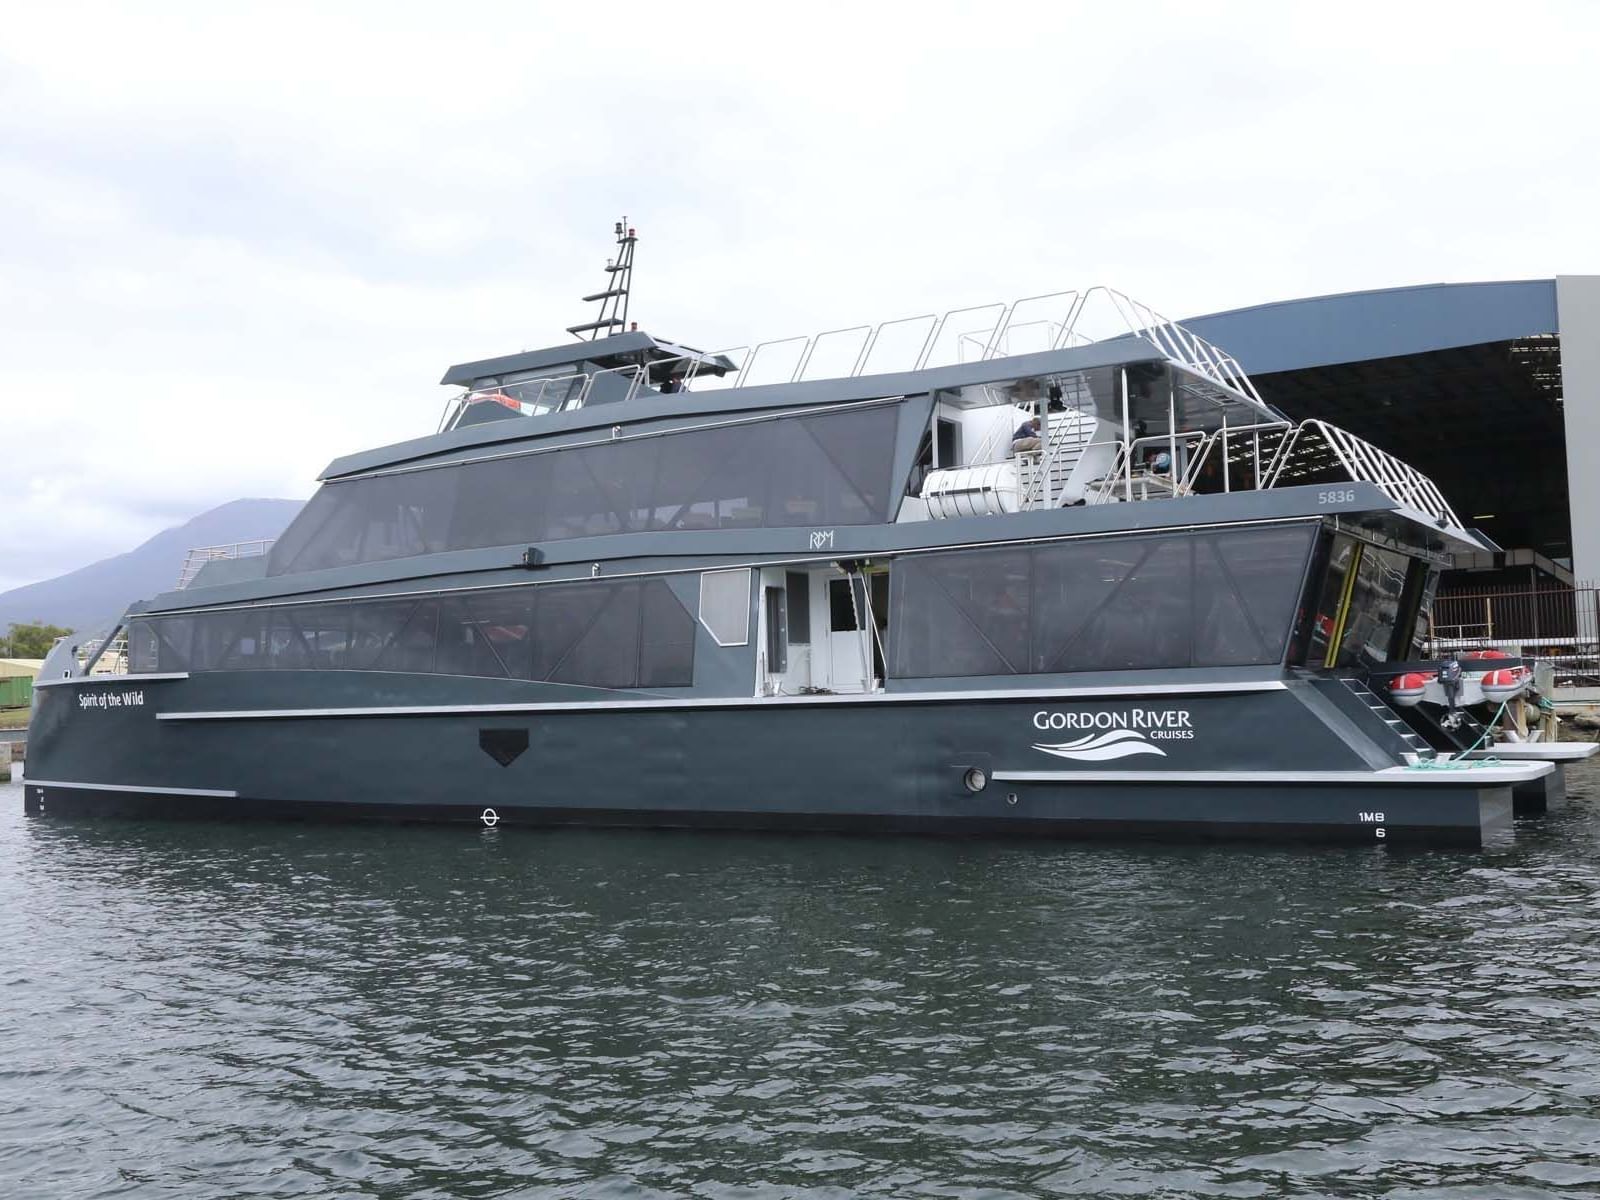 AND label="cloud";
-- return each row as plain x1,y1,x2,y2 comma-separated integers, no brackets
1,0,1598,591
